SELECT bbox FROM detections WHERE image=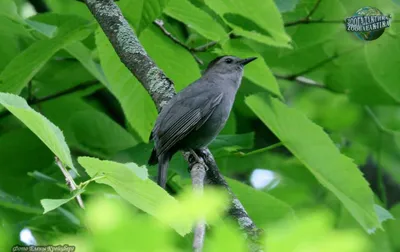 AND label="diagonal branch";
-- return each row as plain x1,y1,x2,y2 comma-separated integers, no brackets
190,159,207,252
305,0,323,20
83,0,263,251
